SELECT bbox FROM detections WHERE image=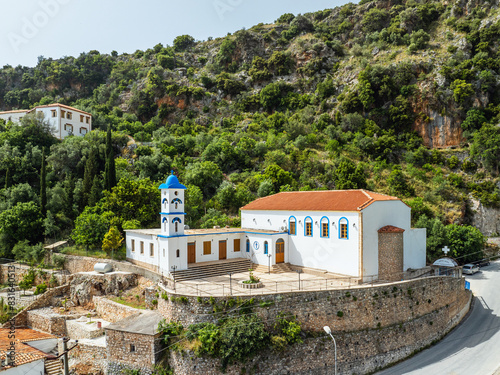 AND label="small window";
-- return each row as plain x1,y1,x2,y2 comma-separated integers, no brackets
140,241,144,254
150,243,154,257
289,217,296,235
131,239,135,252
320,217,329,238
246,239,250,253
305,217,312,237
80,115,84,122
61,110,66,117
64,124,73,132
163,248,165,257
51,110,57,118
130,344,136,352
234,238,240,252
86,116,90,124
175,222,178,232
176,249,180,258
80,127,87,135
264,241,268,255
203,241,211,255
339,217,349,239
66,112,72,119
